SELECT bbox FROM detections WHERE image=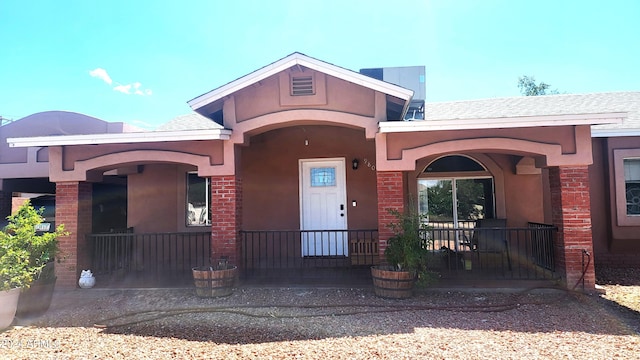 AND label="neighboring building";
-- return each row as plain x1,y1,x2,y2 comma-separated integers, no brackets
0,111,139,230
4,53,639,290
